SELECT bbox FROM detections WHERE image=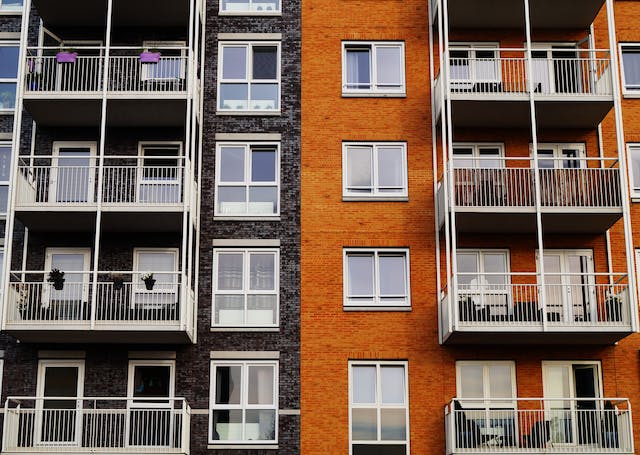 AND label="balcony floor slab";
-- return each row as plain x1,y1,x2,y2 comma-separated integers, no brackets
4,327,193,344
443,328,633,345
